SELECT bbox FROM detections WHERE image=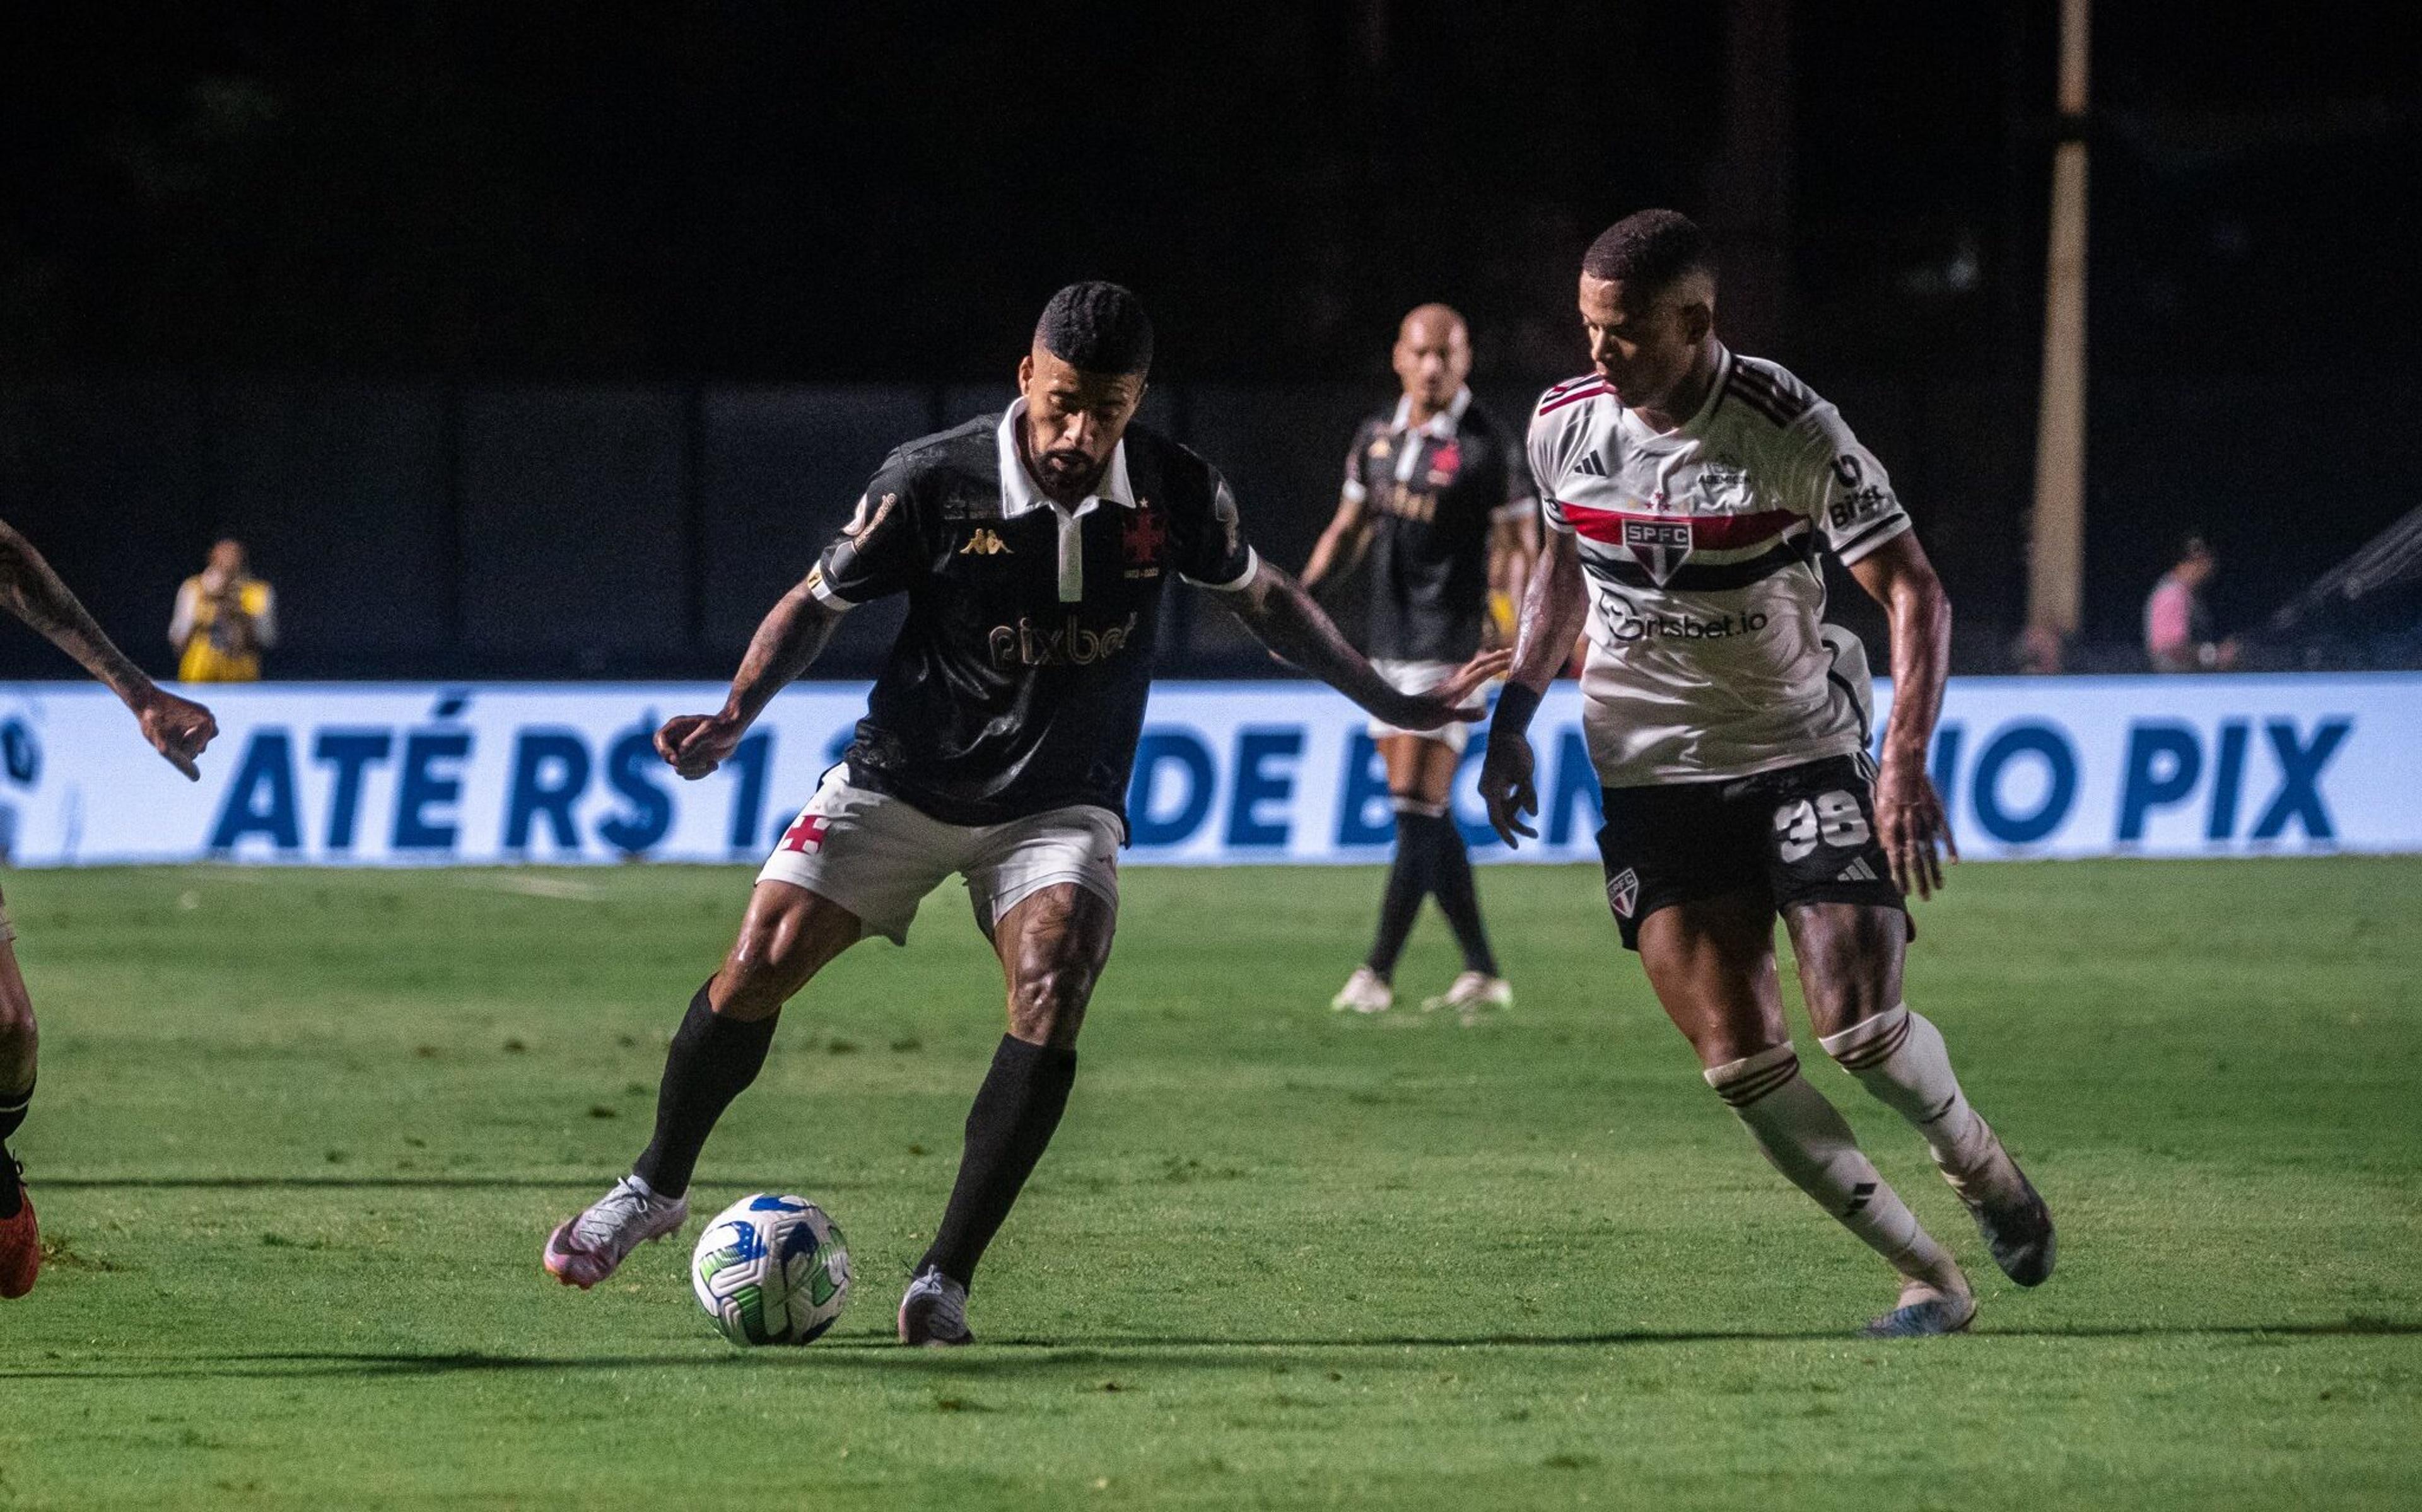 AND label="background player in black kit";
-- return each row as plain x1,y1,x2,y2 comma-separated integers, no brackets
1302,305,1536,1018
544,284,1505,1344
